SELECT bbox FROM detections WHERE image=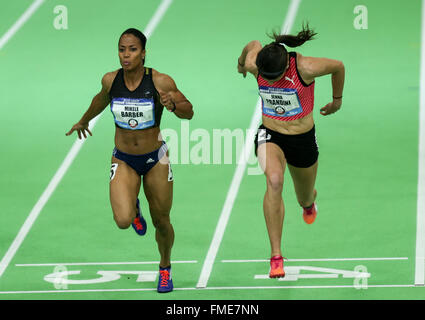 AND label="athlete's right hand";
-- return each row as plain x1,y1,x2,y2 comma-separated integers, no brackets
66,122,92,139
320,99,342,116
